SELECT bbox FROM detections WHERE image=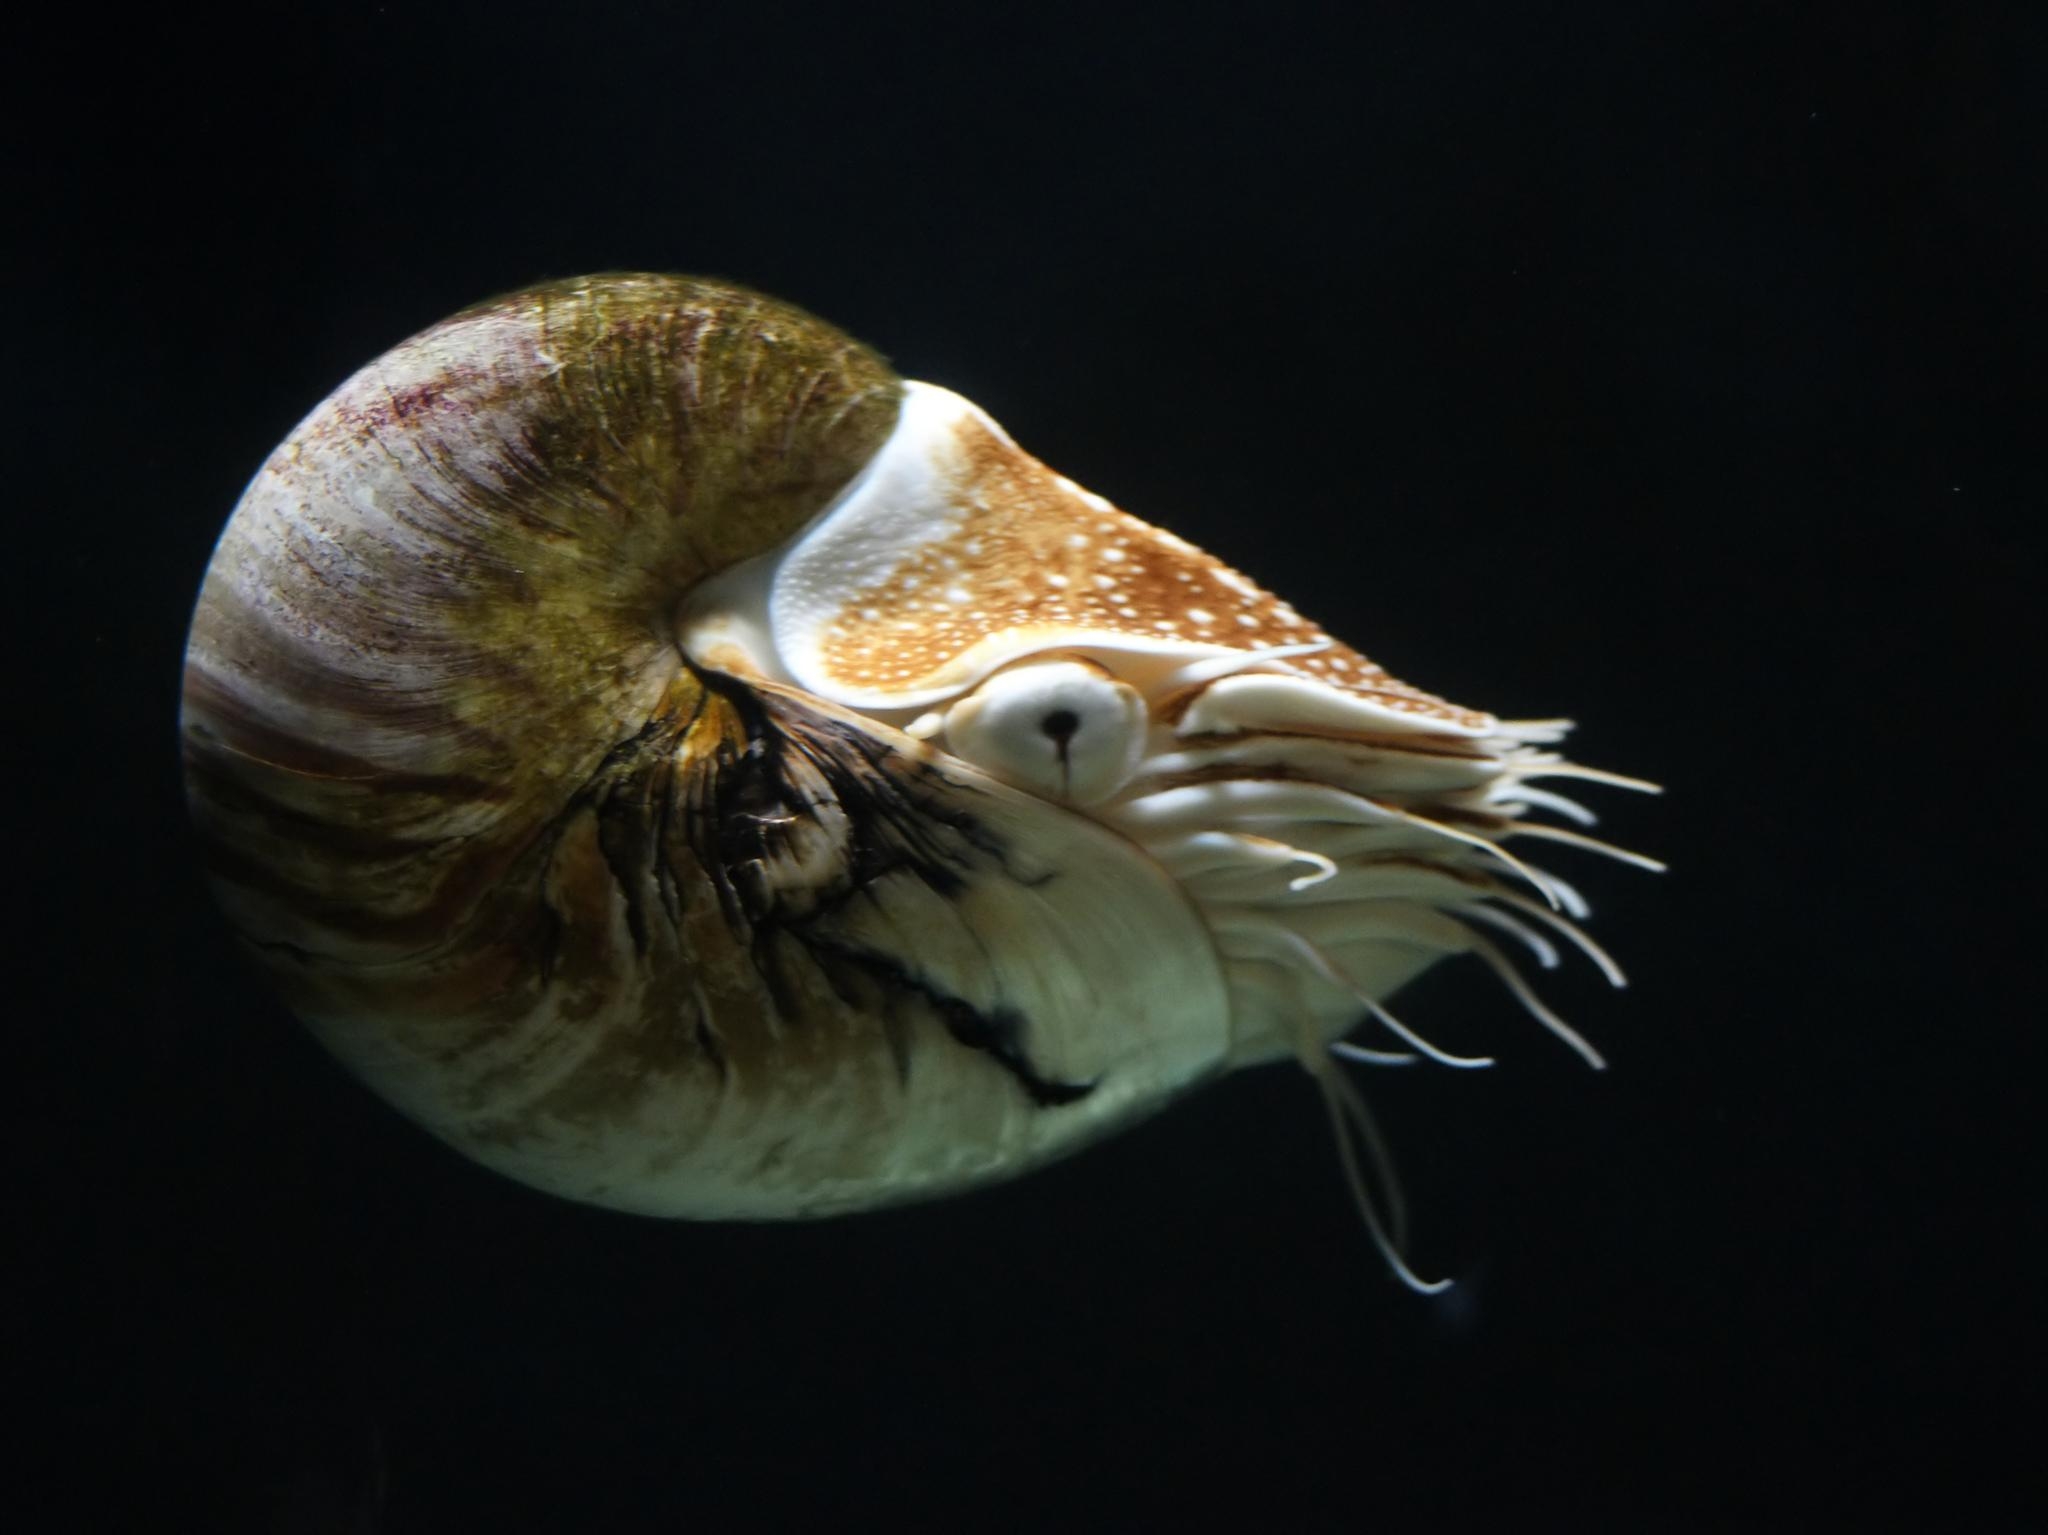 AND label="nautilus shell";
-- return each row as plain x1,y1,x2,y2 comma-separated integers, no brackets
183,274,1655,1287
